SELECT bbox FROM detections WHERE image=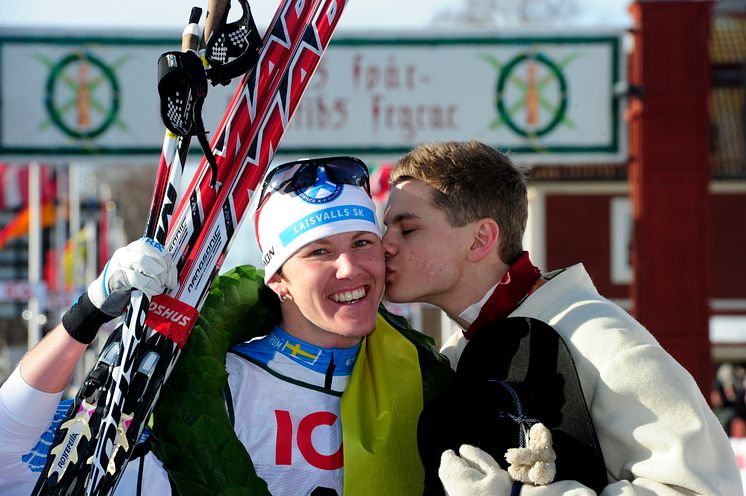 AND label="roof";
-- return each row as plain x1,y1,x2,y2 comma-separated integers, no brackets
532,14,746,181
711,15,746,65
